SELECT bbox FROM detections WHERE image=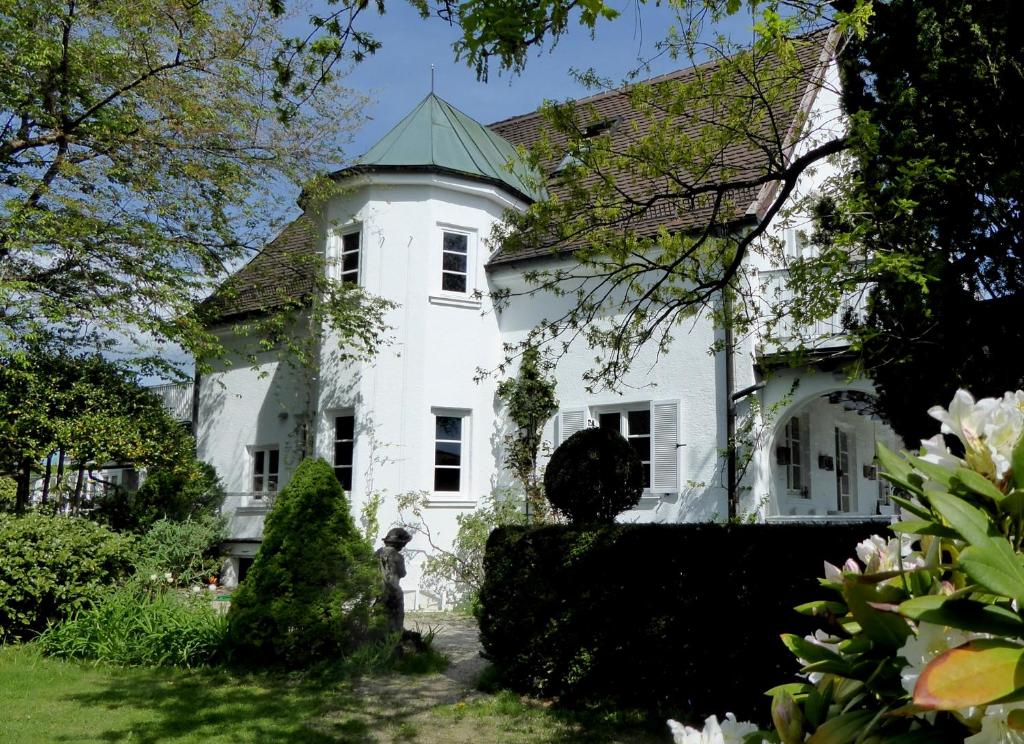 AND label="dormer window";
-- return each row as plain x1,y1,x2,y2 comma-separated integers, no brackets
441,231,469,293
553,117,620,176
